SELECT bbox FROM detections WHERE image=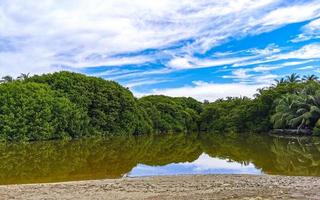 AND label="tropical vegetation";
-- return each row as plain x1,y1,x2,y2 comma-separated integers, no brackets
0,71,320,142
0,82,89,141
